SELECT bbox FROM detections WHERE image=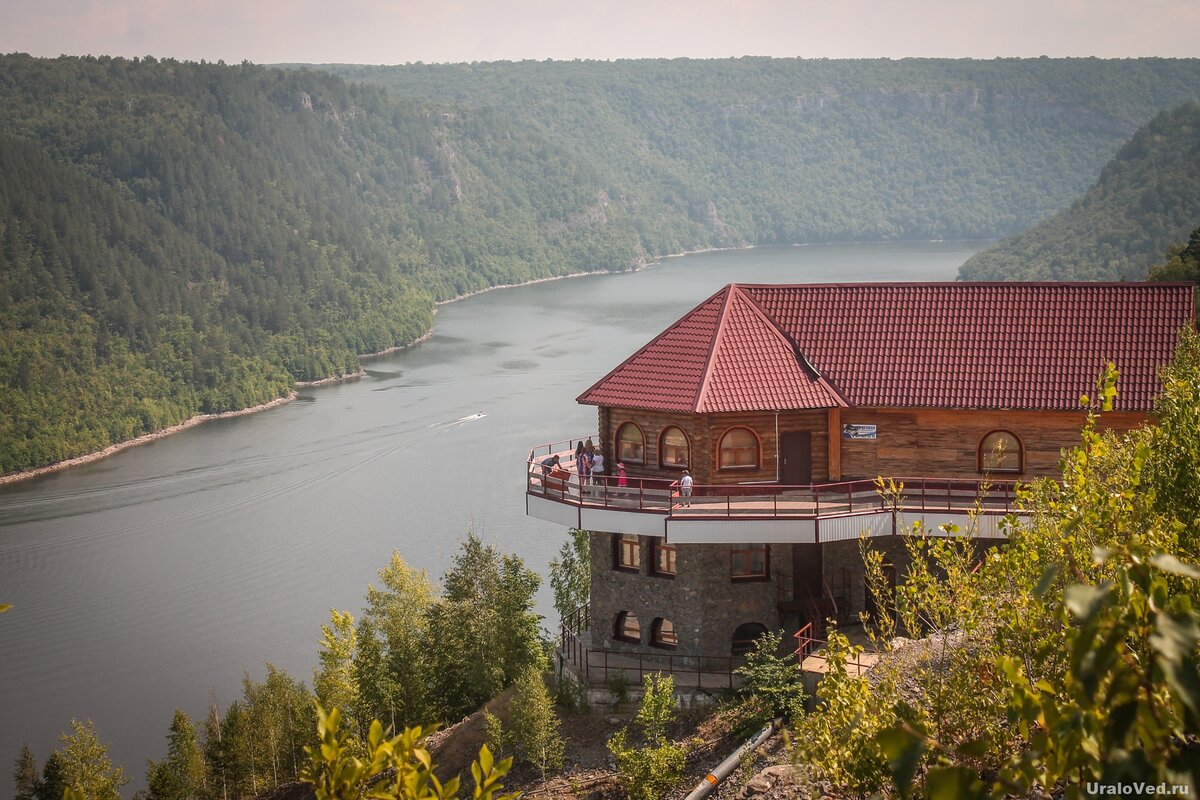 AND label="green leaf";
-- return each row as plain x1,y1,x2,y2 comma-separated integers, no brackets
1152,553,1200,580
1034,566,1059,598
1065,583,1110,620
1151,613,1200,716
927,766,983,800
876,726,924,798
